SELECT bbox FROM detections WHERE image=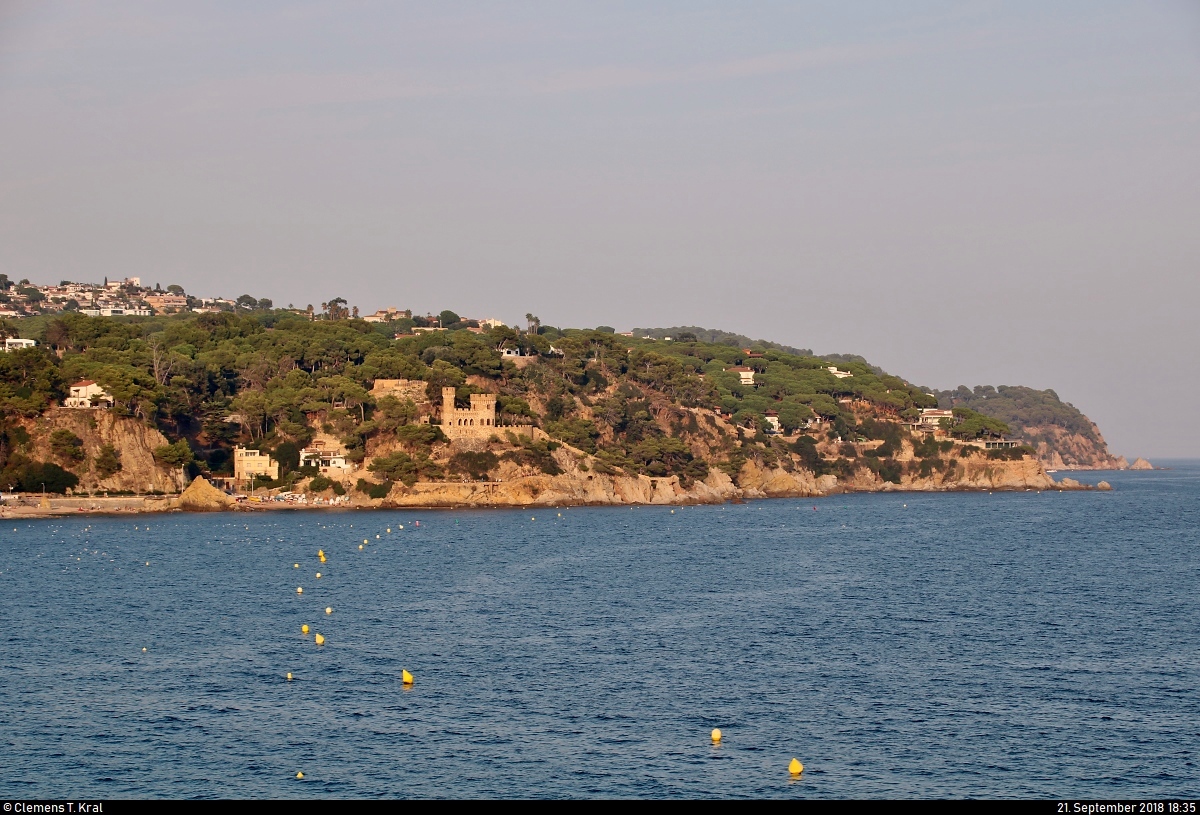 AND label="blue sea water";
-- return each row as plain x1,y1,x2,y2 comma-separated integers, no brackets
1,464,1198,799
